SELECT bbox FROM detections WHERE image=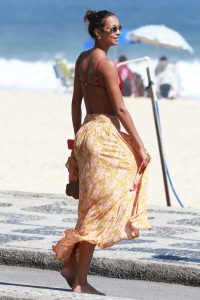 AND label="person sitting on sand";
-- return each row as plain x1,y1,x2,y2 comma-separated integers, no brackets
155,56,181,99
118,55,145,97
